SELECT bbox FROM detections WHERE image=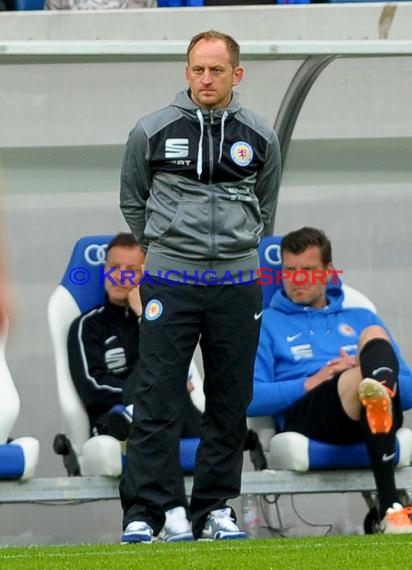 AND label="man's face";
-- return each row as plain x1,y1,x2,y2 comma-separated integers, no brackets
104,245,145,306
185,39,244,110
282,246,332,309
